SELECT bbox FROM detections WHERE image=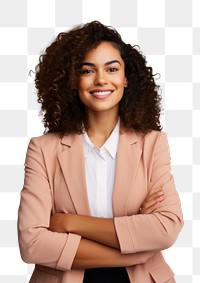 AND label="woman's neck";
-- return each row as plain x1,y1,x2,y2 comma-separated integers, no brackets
86,112,119,147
